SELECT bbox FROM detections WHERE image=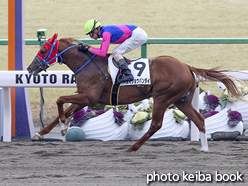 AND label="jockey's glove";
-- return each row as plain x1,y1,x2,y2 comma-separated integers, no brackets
78,44,89,53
